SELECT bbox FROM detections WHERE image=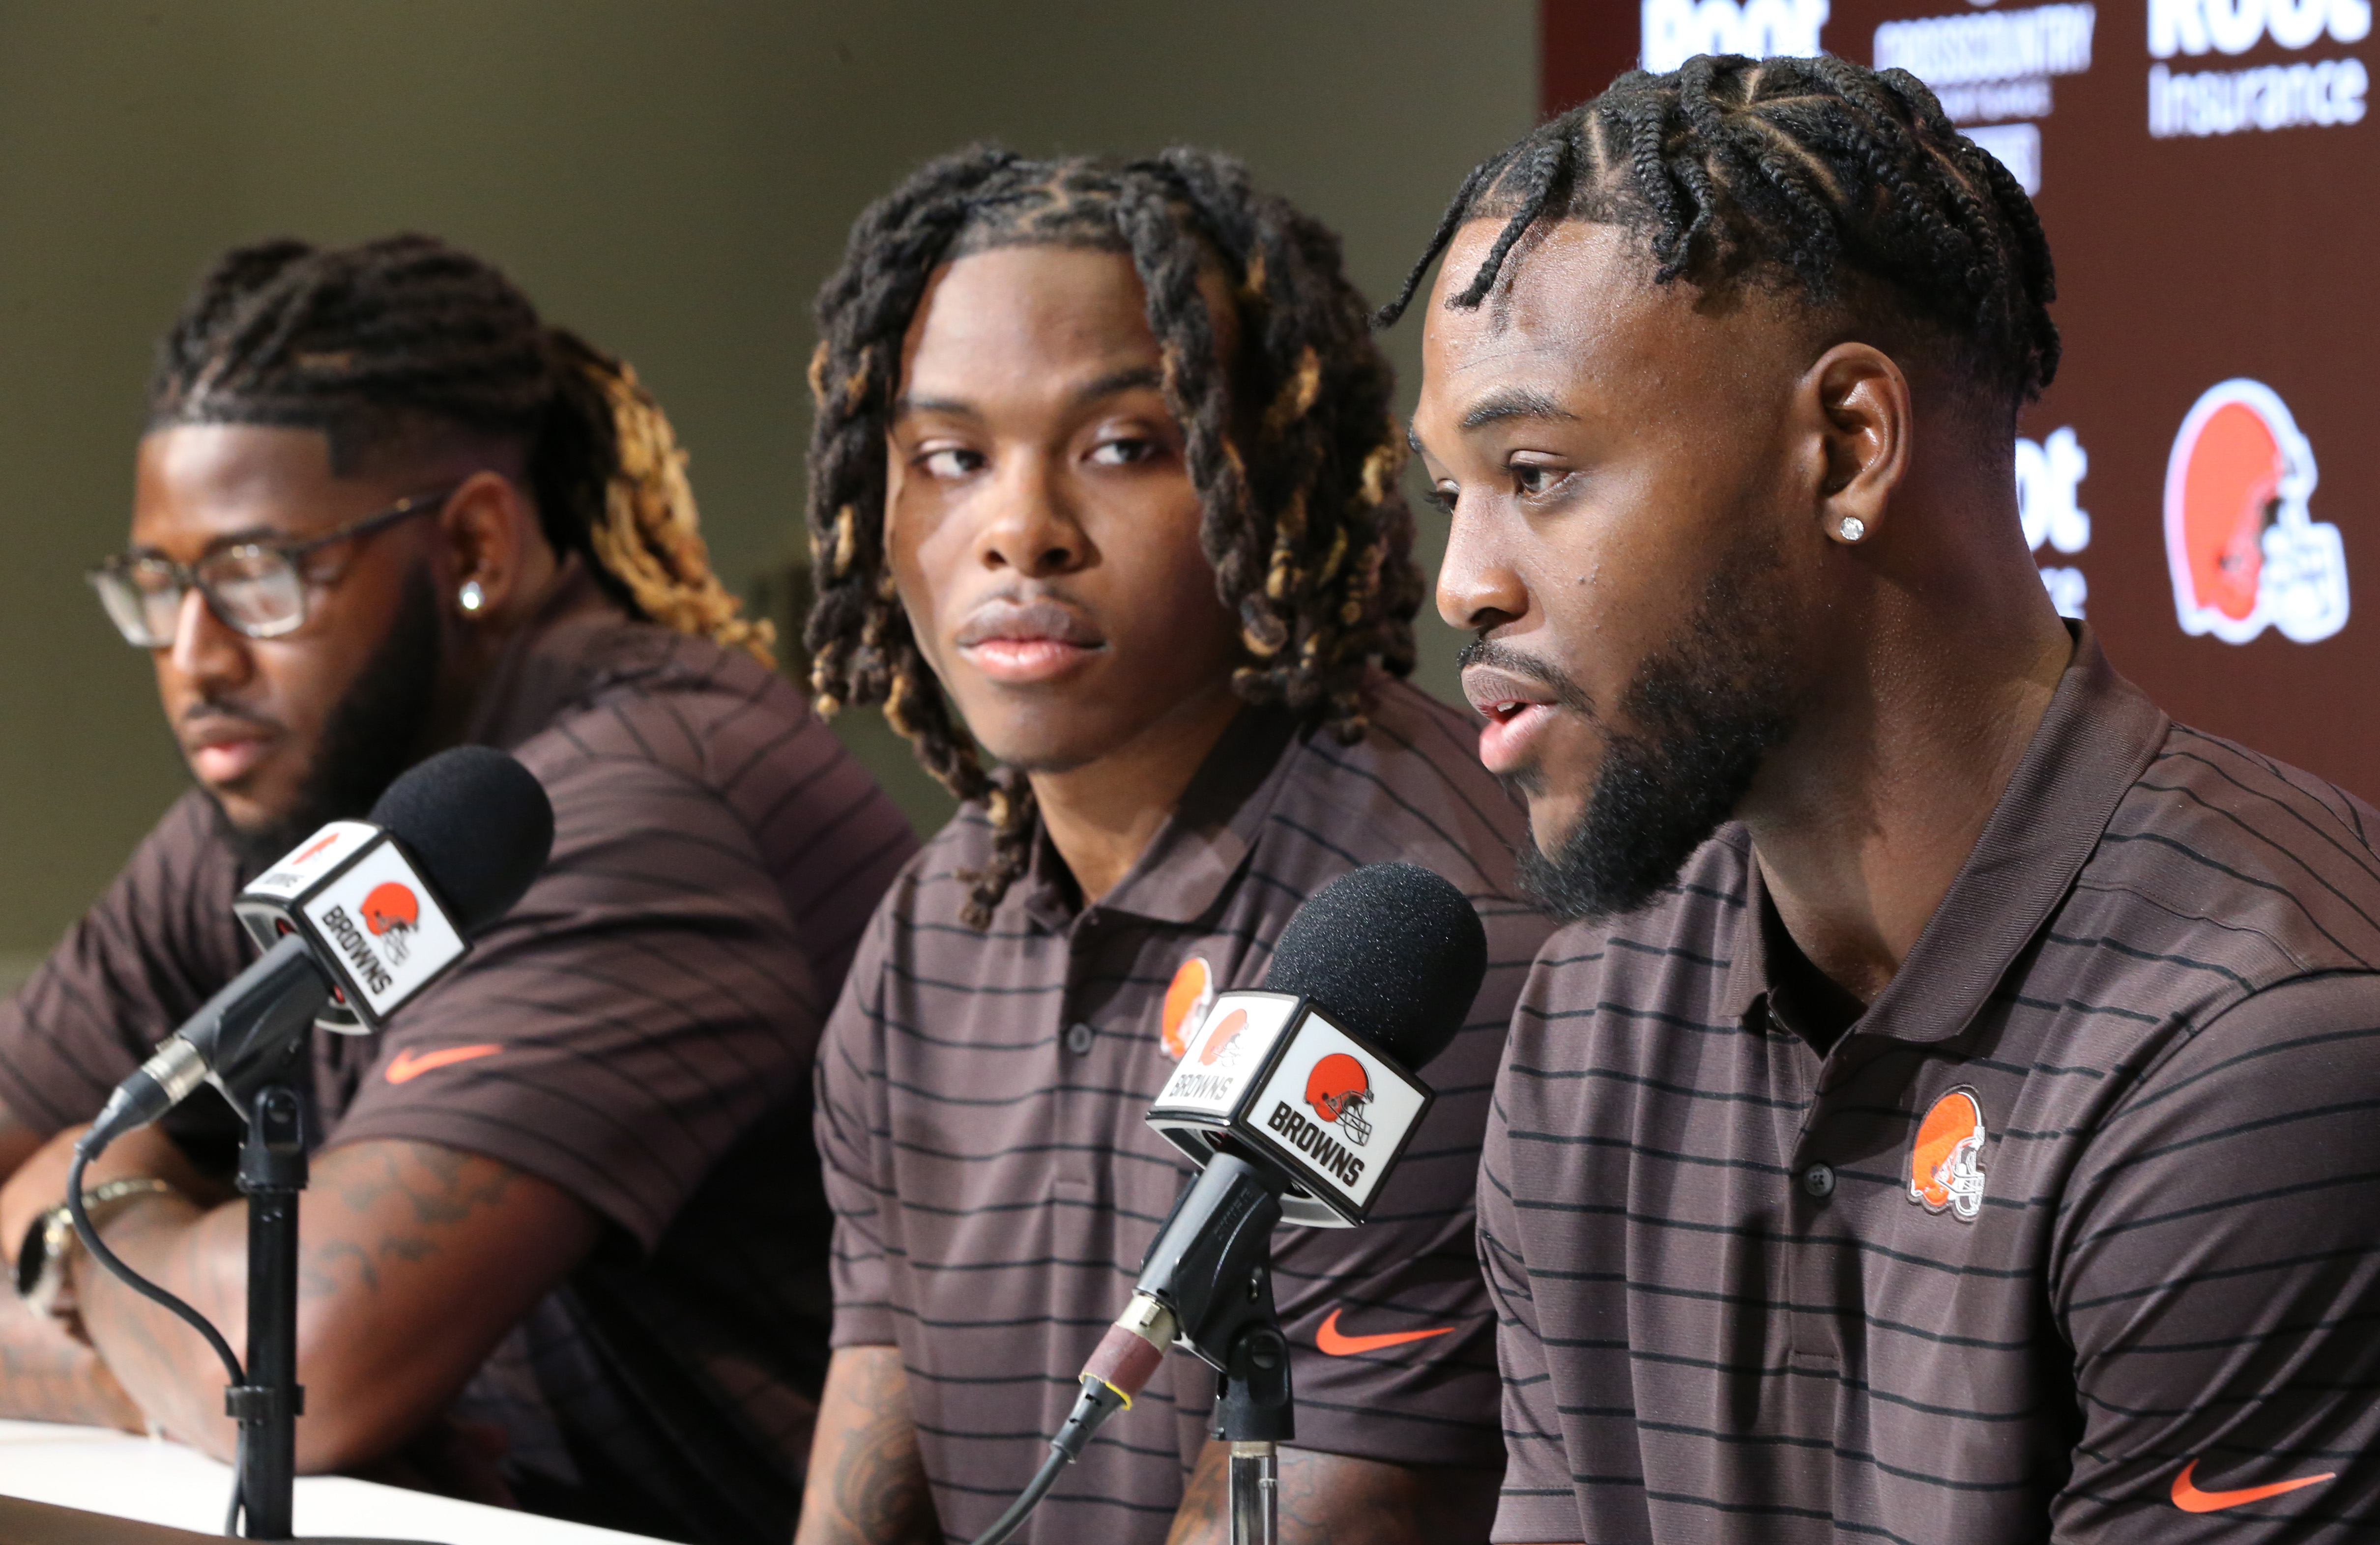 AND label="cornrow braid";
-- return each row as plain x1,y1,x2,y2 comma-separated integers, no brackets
147,232,773,665
807,145,1419,928
1377,54,2060,404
